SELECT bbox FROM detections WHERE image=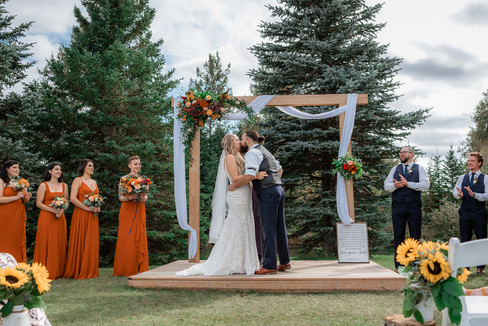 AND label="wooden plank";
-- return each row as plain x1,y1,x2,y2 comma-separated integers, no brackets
128,260,405,293
236,94,368,106
188,128,200,262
